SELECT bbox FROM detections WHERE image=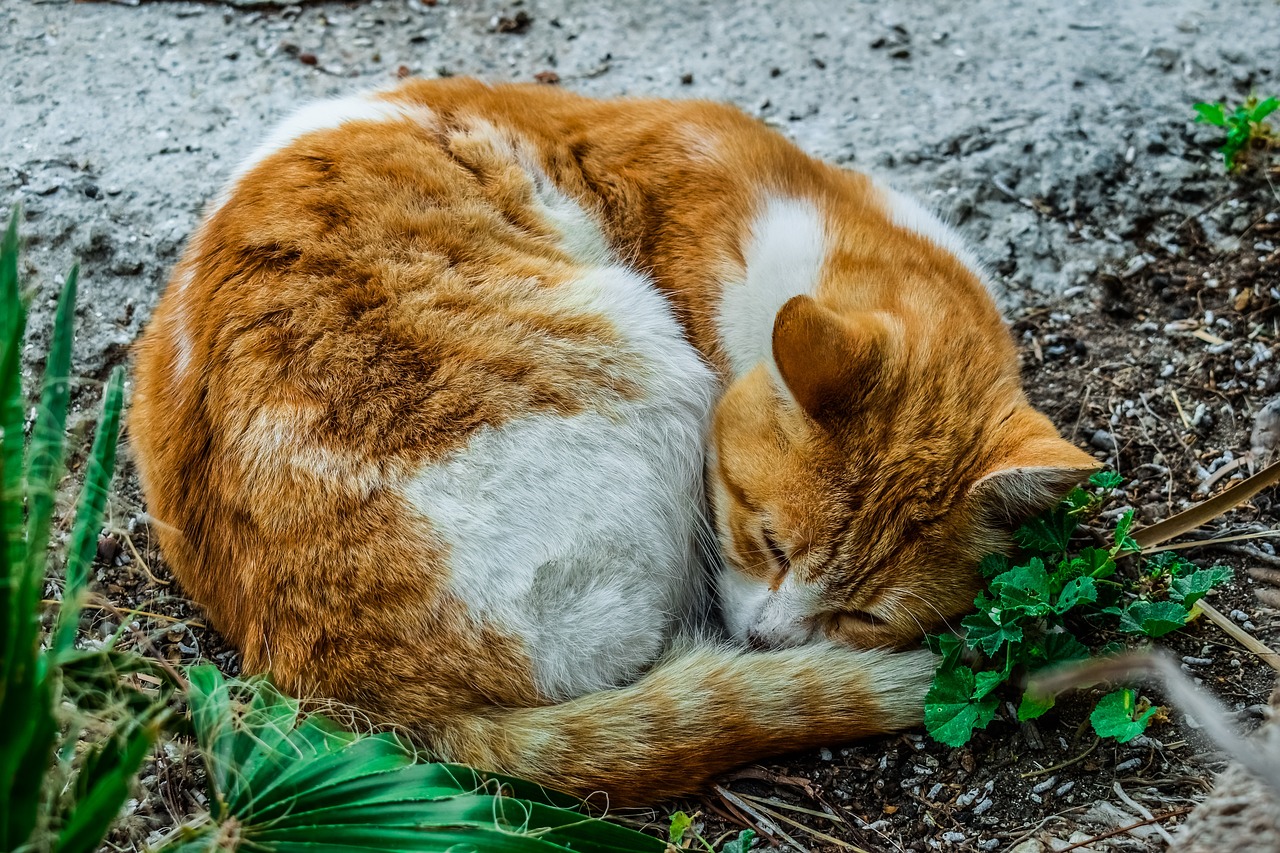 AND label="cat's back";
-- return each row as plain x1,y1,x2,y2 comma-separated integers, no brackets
131,86,716,706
